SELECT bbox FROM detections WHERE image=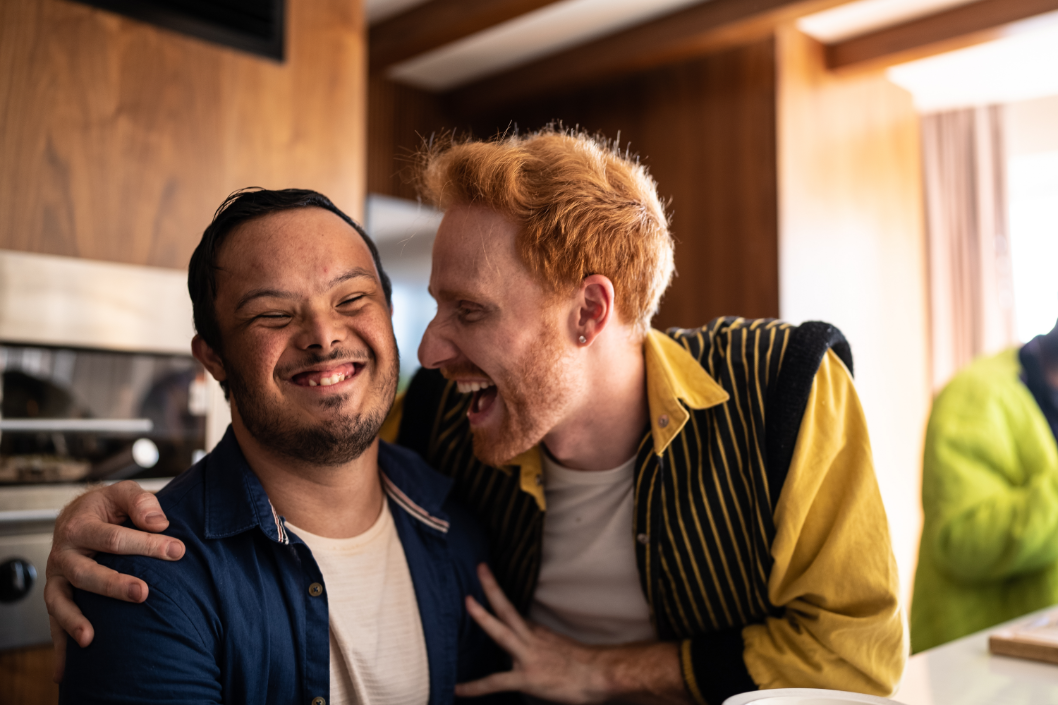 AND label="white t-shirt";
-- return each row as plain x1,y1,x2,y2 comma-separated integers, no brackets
286,502,430,705
528,452,655,645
